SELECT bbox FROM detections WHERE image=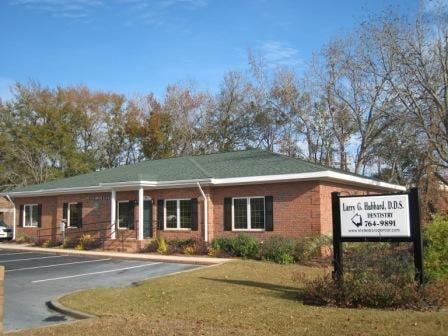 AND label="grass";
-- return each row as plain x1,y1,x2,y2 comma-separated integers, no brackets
11,260,448,336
